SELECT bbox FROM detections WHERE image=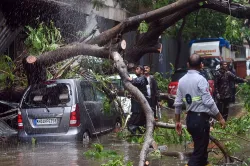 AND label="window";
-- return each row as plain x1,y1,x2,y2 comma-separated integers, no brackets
22,83,71,108
95,88,105,101
80,82,95,101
